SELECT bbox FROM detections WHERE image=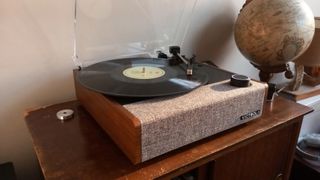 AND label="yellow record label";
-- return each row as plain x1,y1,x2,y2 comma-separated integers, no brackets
123,66,165,80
